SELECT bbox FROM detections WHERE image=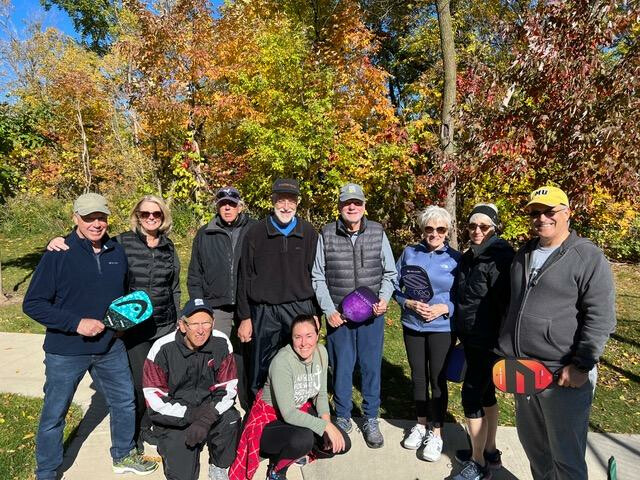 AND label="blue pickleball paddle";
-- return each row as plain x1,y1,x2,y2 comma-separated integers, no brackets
103,290,153,330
